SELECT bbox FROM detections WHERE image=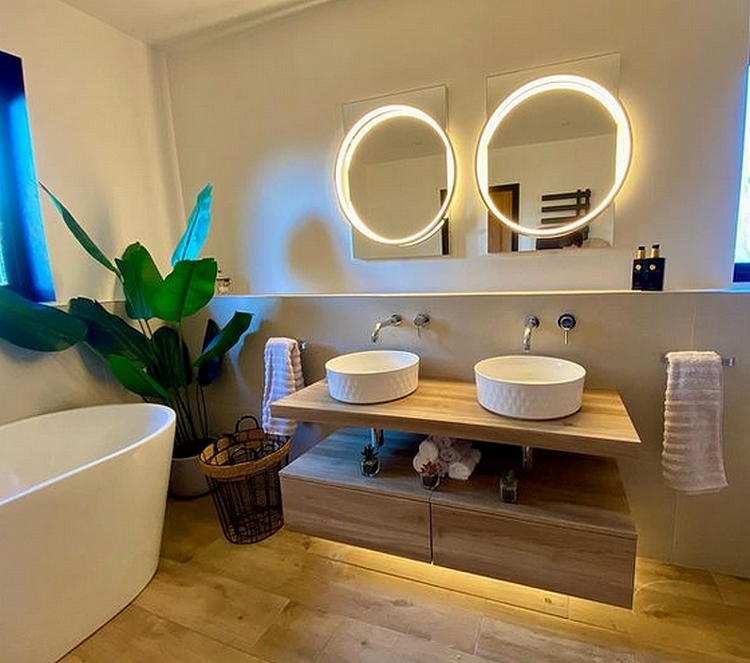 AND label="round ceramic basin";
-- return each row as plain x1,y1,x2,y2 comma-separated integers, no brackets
326,350,420,404
474,355,586,420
